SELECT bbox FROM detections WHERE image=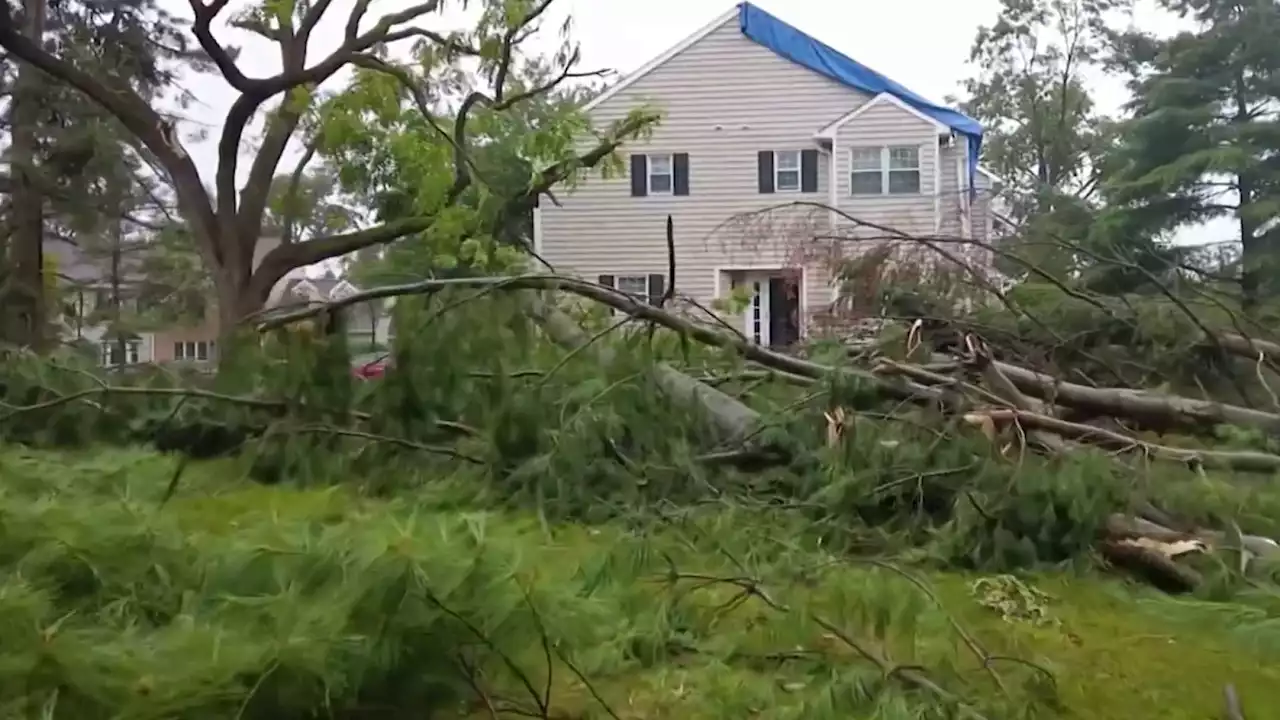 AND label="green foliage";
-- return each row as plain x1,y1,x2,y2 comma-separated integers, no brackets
0,445,1278,718
1103,0,1280,306
958,0,1122,270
